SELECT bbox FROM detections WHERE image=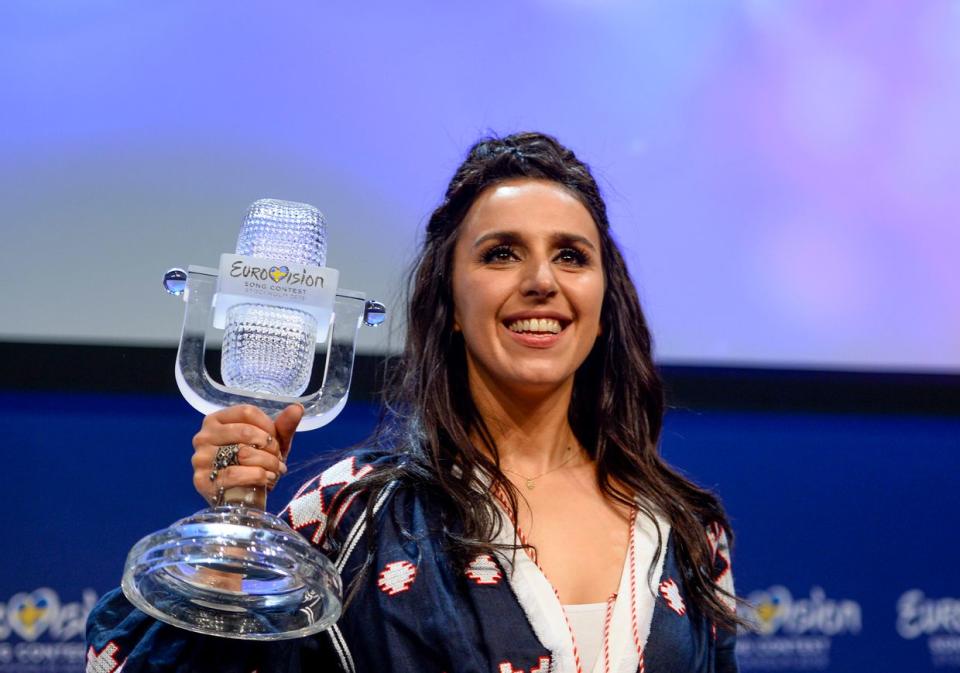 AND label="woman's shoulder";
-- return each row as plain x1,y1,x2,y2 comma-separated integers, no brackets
288,447,403,498
279,448,404,550
638,502,735,592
